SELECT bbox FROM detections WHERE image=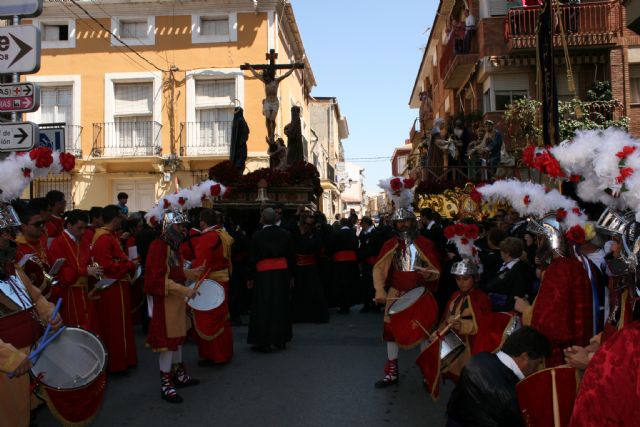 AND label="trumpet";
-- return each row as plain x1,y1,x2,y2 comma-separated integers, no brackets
90,258,104,280
28,254,58,287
